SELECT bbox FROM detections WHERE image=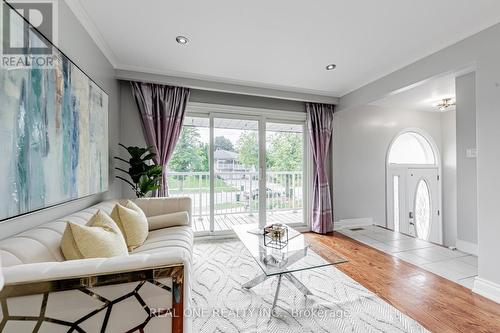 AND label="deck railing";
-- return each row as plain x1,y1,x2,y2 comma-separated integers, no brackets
168,171,303,219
